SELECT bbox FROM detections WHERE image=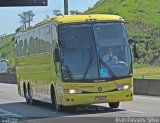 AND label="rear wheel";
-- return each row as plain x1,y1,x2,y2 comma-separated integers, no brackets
27,83,38,105
51,86,65,112
23,83,30,104
108,102,119,108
